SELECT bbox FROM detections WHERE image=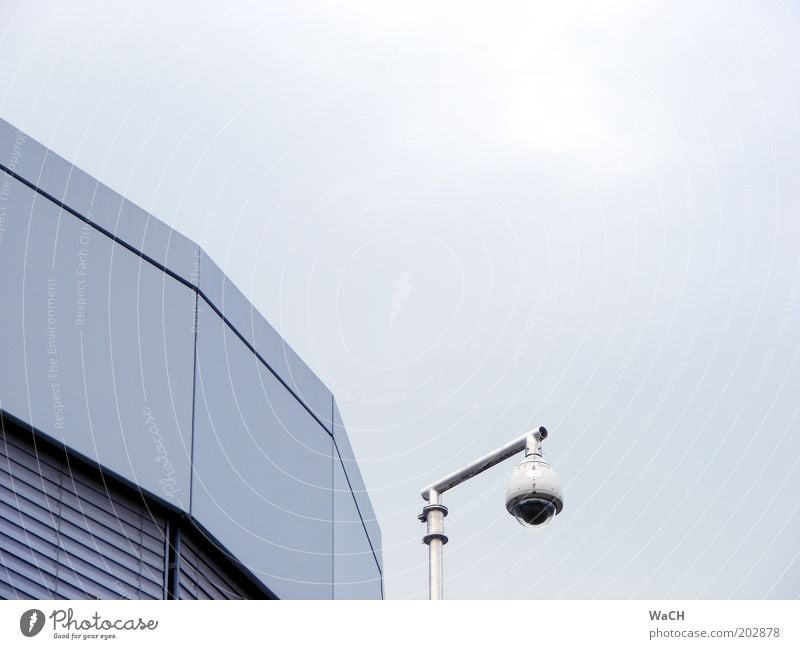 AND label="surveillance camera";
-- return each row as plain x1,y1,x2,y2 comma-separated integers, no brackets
506,458,563,528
